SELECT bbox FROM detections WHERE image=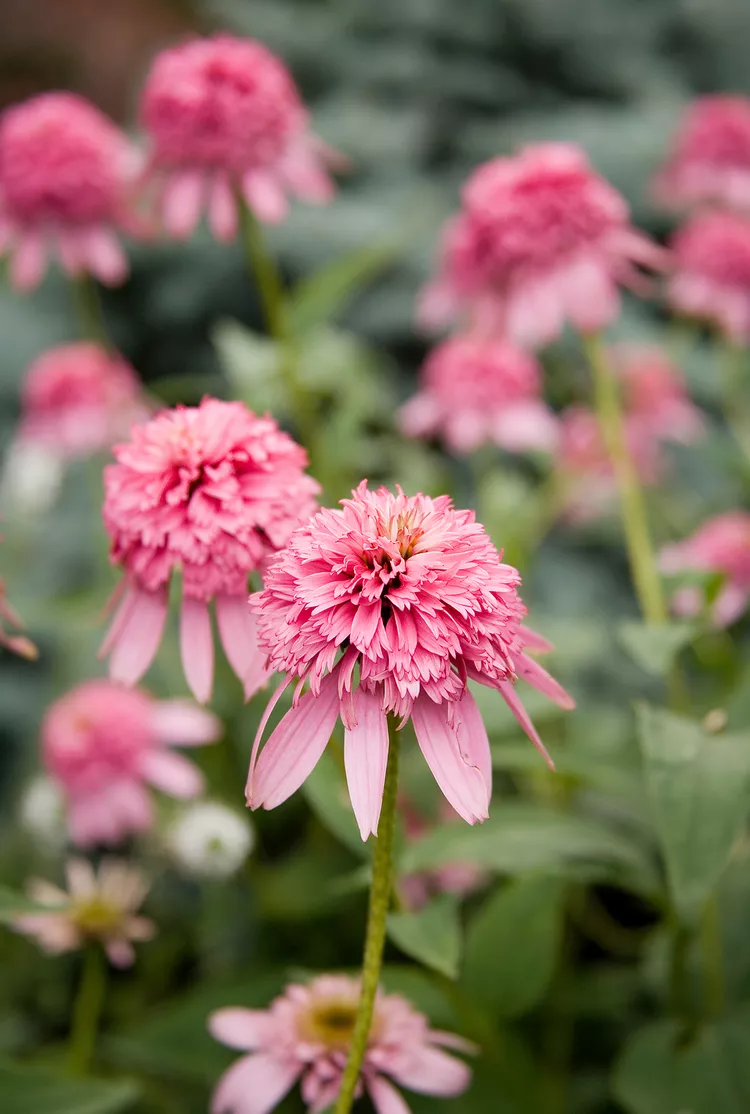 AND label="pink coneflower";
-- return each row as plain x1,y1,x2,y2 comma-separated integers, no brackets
140,34,337,238
399,799,487,911
660,511,750,626
13,858,154,967
247,482,573,839
419,143,663,347
399,335,558,455
18,343,147,459
42,679,220,847
209,974,473,1114
654,96,750,212
101,398,319,703
0,92,140,290
669,210,750,342
609,343,705,445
